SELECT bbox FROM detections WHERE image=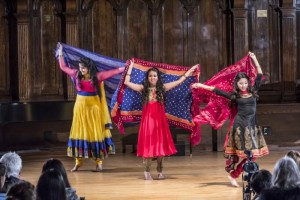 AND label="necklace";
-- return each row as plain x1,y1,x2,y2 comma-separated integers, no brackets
83,74,91,80
239,91,252,98
239,91,248,95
